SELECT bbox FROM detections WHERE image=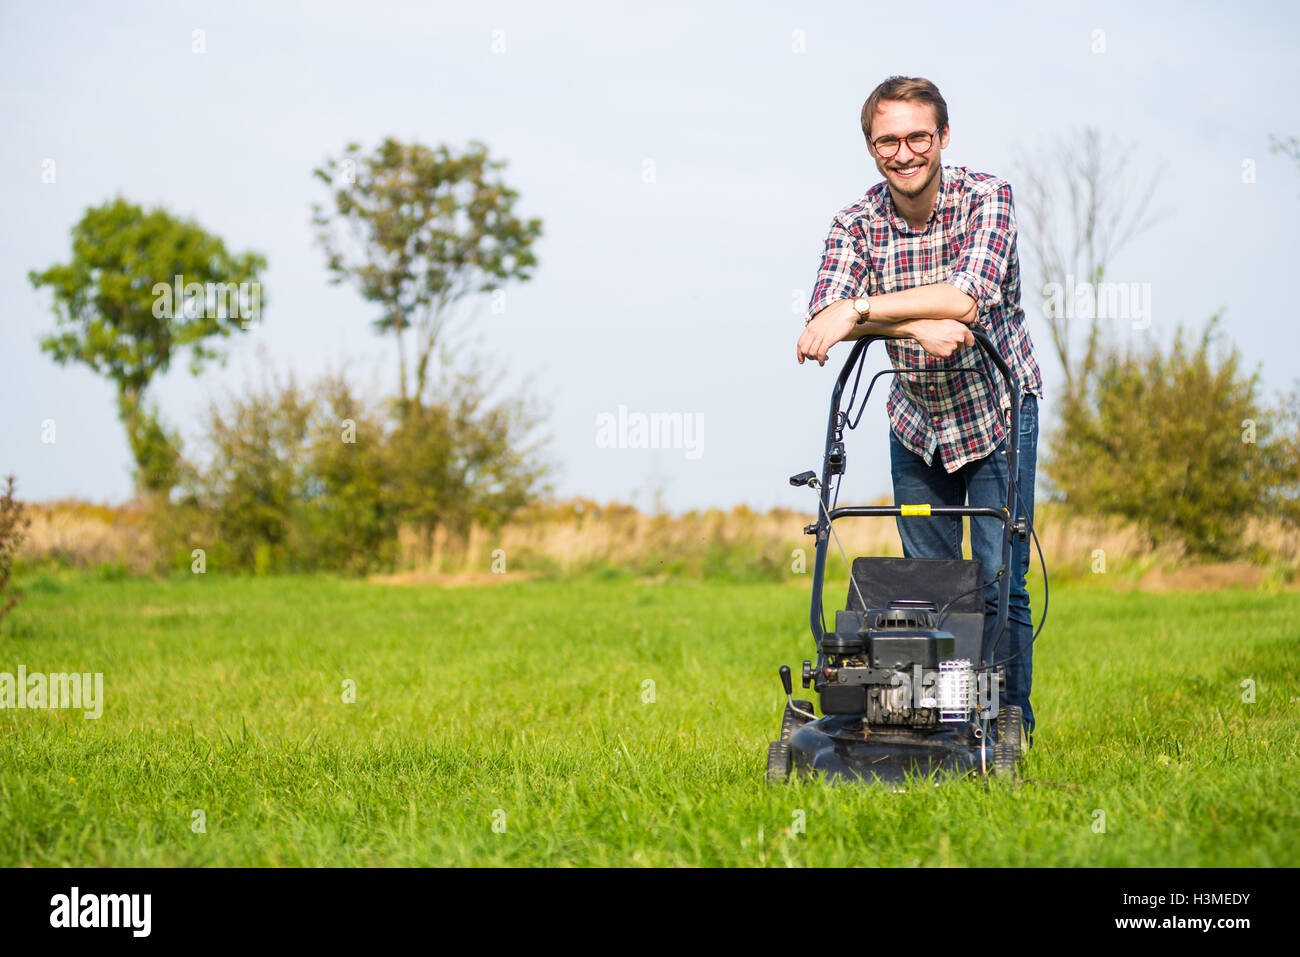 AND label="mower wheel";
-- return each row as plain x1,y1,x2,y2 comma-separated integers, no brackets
766,741,792,783
780,700,815,742
993,705,1024,777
